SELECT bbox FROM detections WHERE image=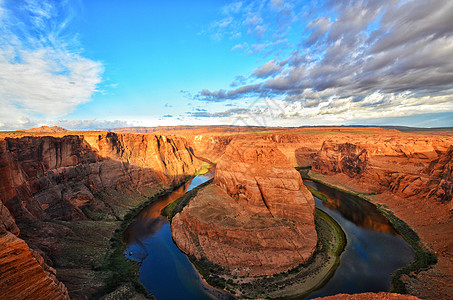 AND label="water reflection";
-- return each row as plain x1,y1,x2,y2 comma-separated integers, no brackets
306,180,414,299
304,181,398,235
123,179,194,246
